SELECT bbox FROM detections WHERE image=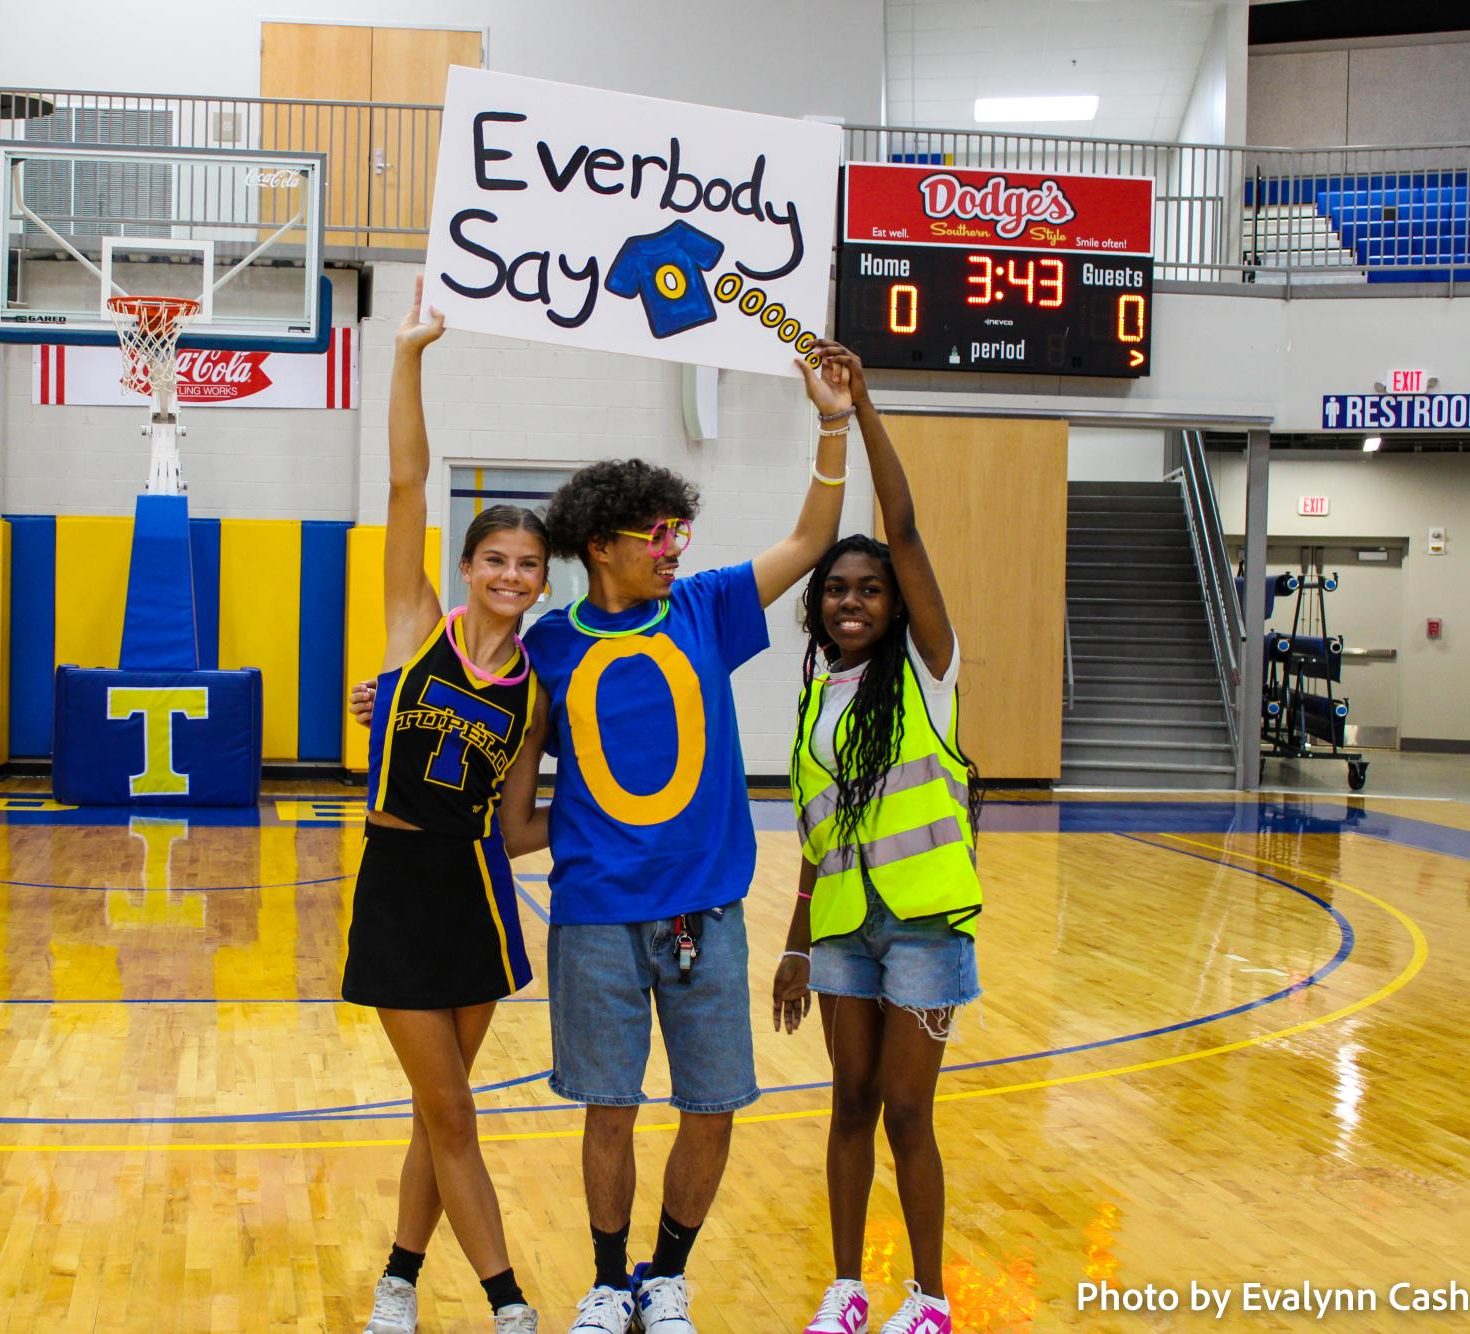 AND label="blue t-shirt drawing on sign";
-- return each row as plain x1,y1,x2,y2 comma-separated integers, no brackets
604,220,725,339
